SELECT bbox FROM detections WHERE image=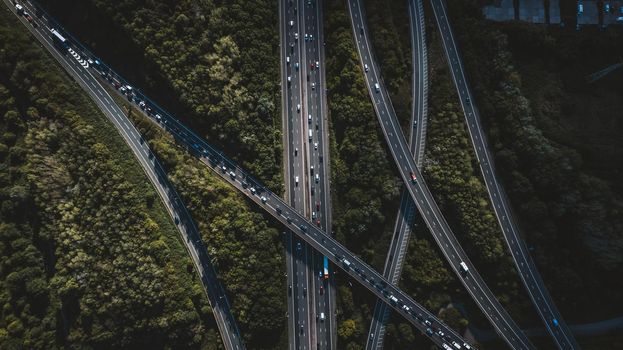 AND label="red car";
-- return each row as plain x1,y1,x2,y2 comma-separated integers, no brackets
316,201,320,210
316,219,321,227
409,171,417,183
